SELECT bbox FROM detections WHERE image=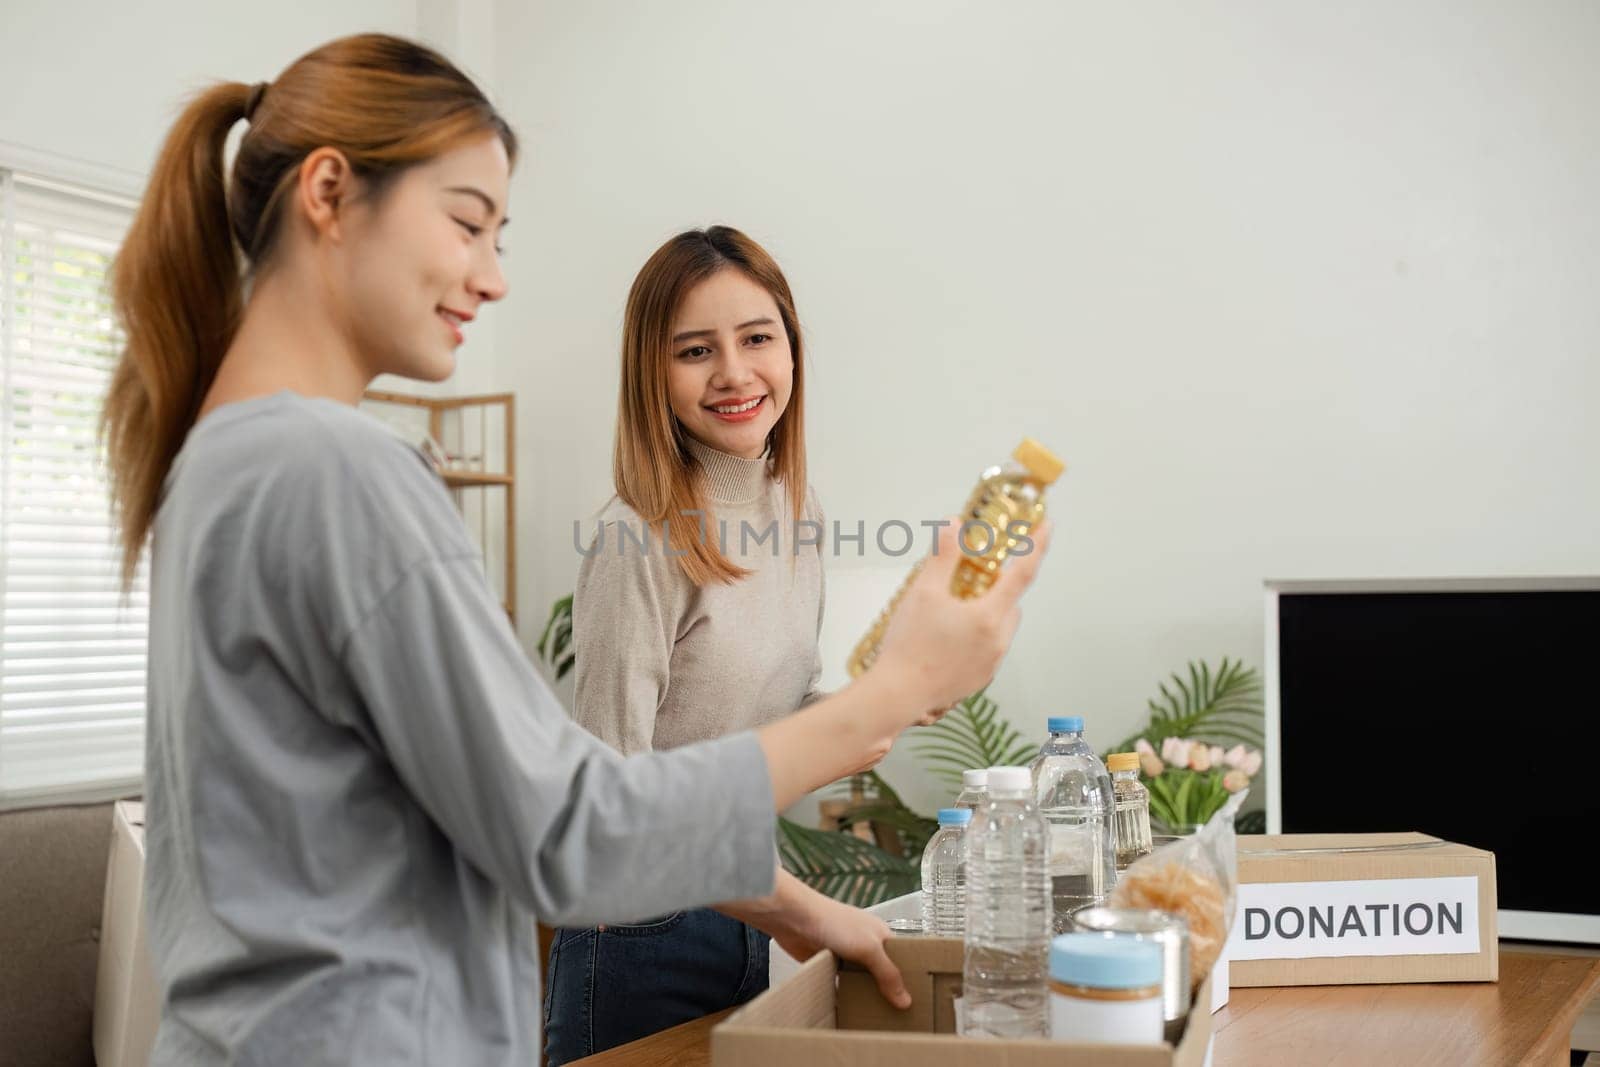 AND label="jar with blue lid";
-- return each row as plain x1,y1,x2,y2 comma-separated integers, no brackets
1047,933,1164,1044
